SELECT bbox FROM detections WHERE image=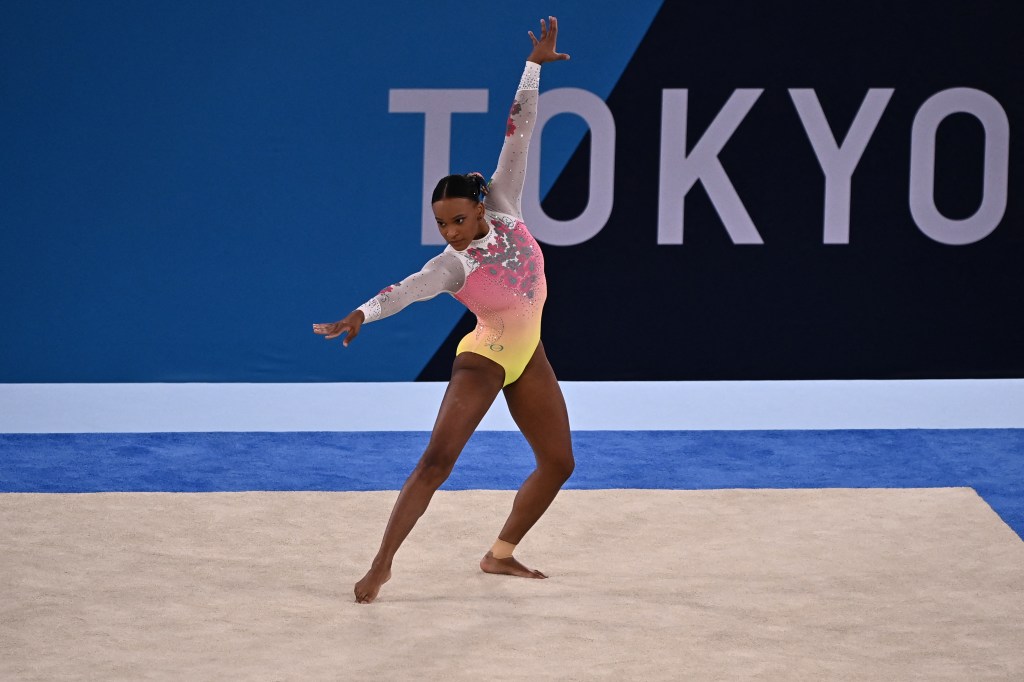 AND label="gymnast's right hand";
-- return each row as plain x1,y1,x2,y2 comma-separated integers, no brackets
313,310,364,347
